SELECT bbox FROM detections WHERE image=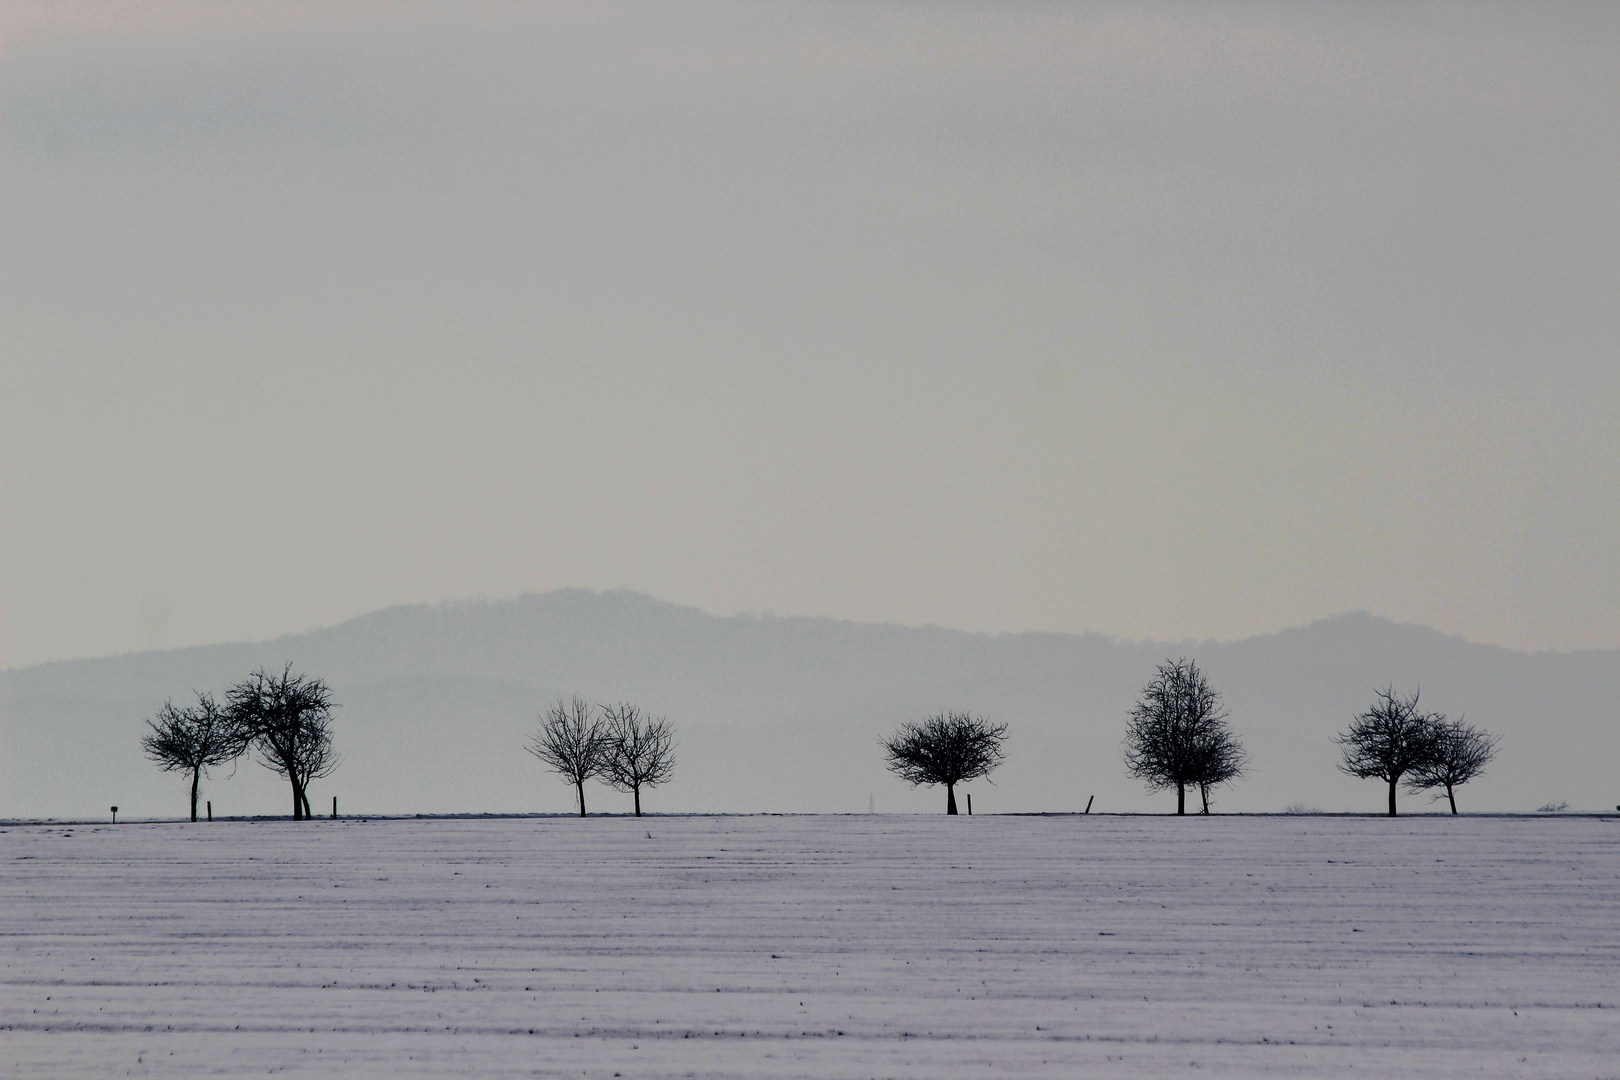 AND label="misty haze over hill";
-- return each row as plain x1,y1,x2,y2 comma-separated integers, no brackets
3,590,1615,819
